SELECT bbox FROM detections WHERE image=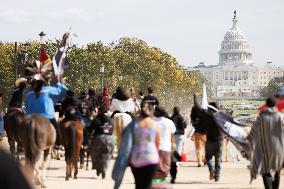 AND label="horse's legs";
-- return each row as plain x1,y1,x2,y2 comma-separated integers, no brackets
43,148,50,162
39,151,47,188
79,148,84,169
74,158,78,179
86,150,89,170
8,139,16,157
65,160,69,181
